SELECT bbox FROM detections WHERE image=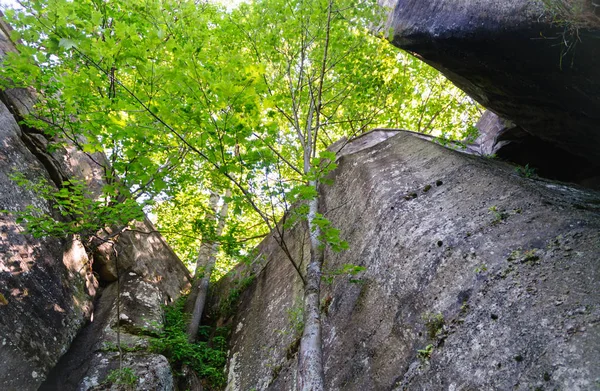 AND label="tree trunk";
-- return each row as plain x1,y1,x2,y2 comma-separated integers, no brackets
184,192,220,314
297,188,325,391
186,190,230,342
